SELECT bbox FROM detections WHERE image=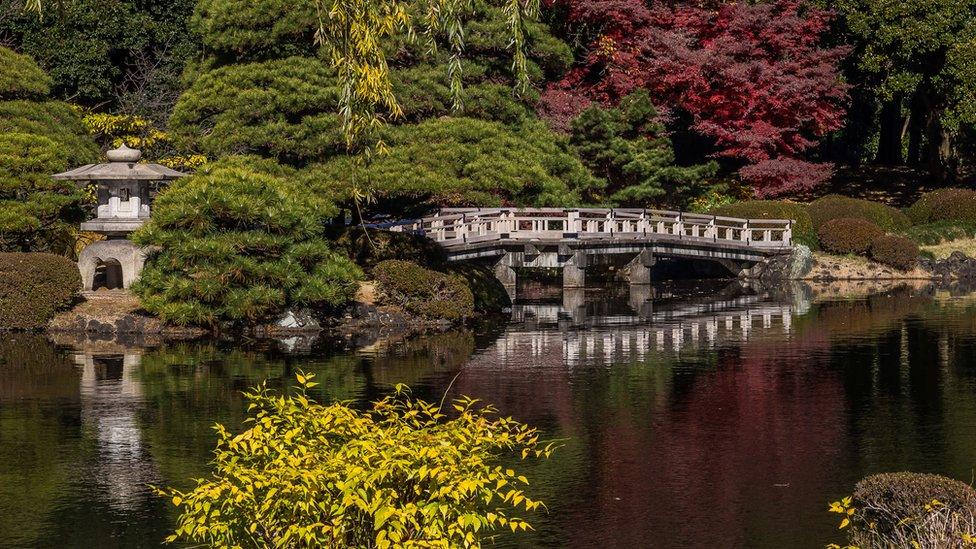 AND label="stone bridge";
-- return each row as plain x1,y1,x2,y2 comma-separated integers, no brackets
399,208,795,294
